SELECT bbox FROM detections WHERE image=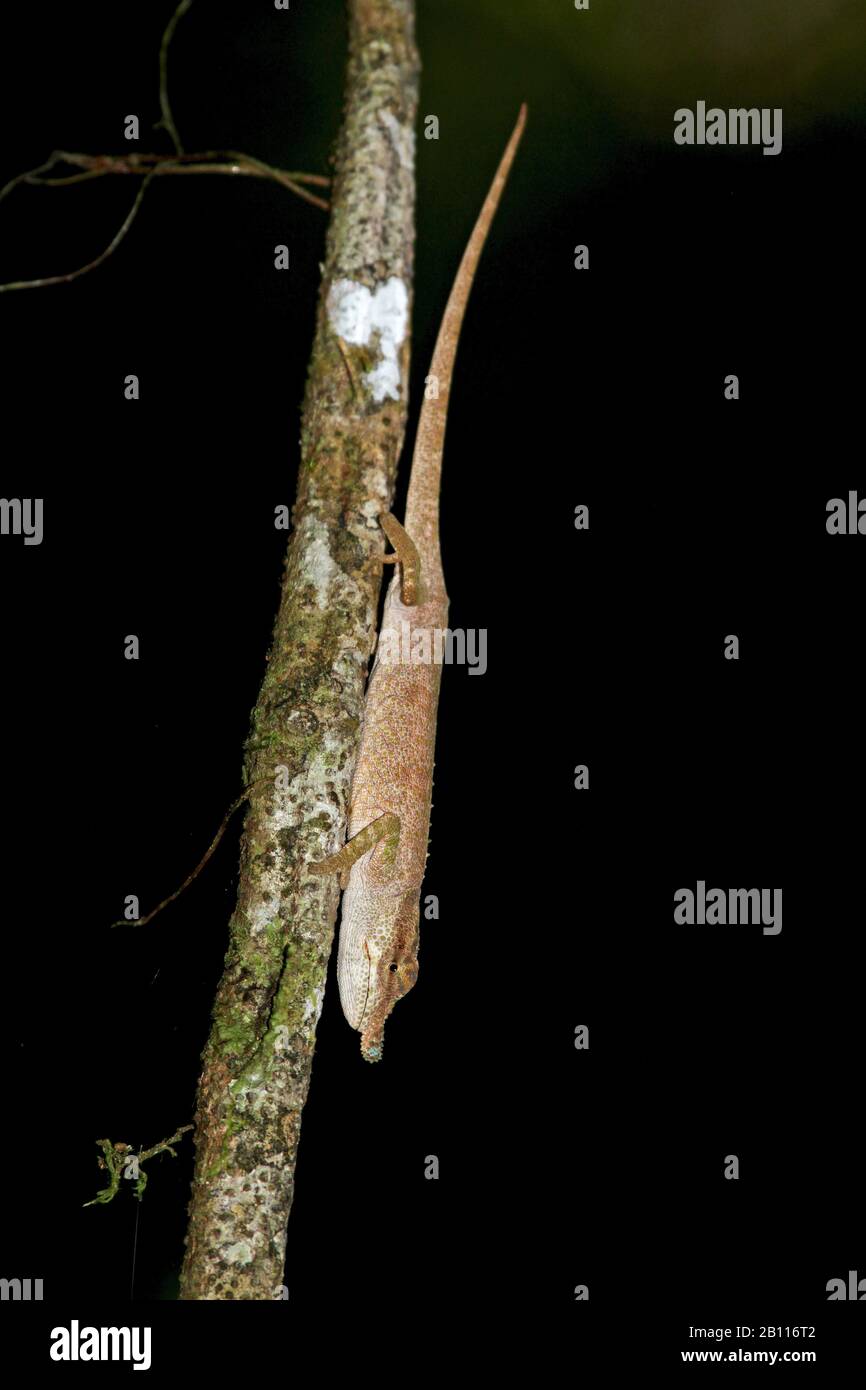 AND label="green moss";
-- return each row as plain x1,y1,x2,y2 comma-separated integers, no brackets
215,1013,256,1056
240,919,286,986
